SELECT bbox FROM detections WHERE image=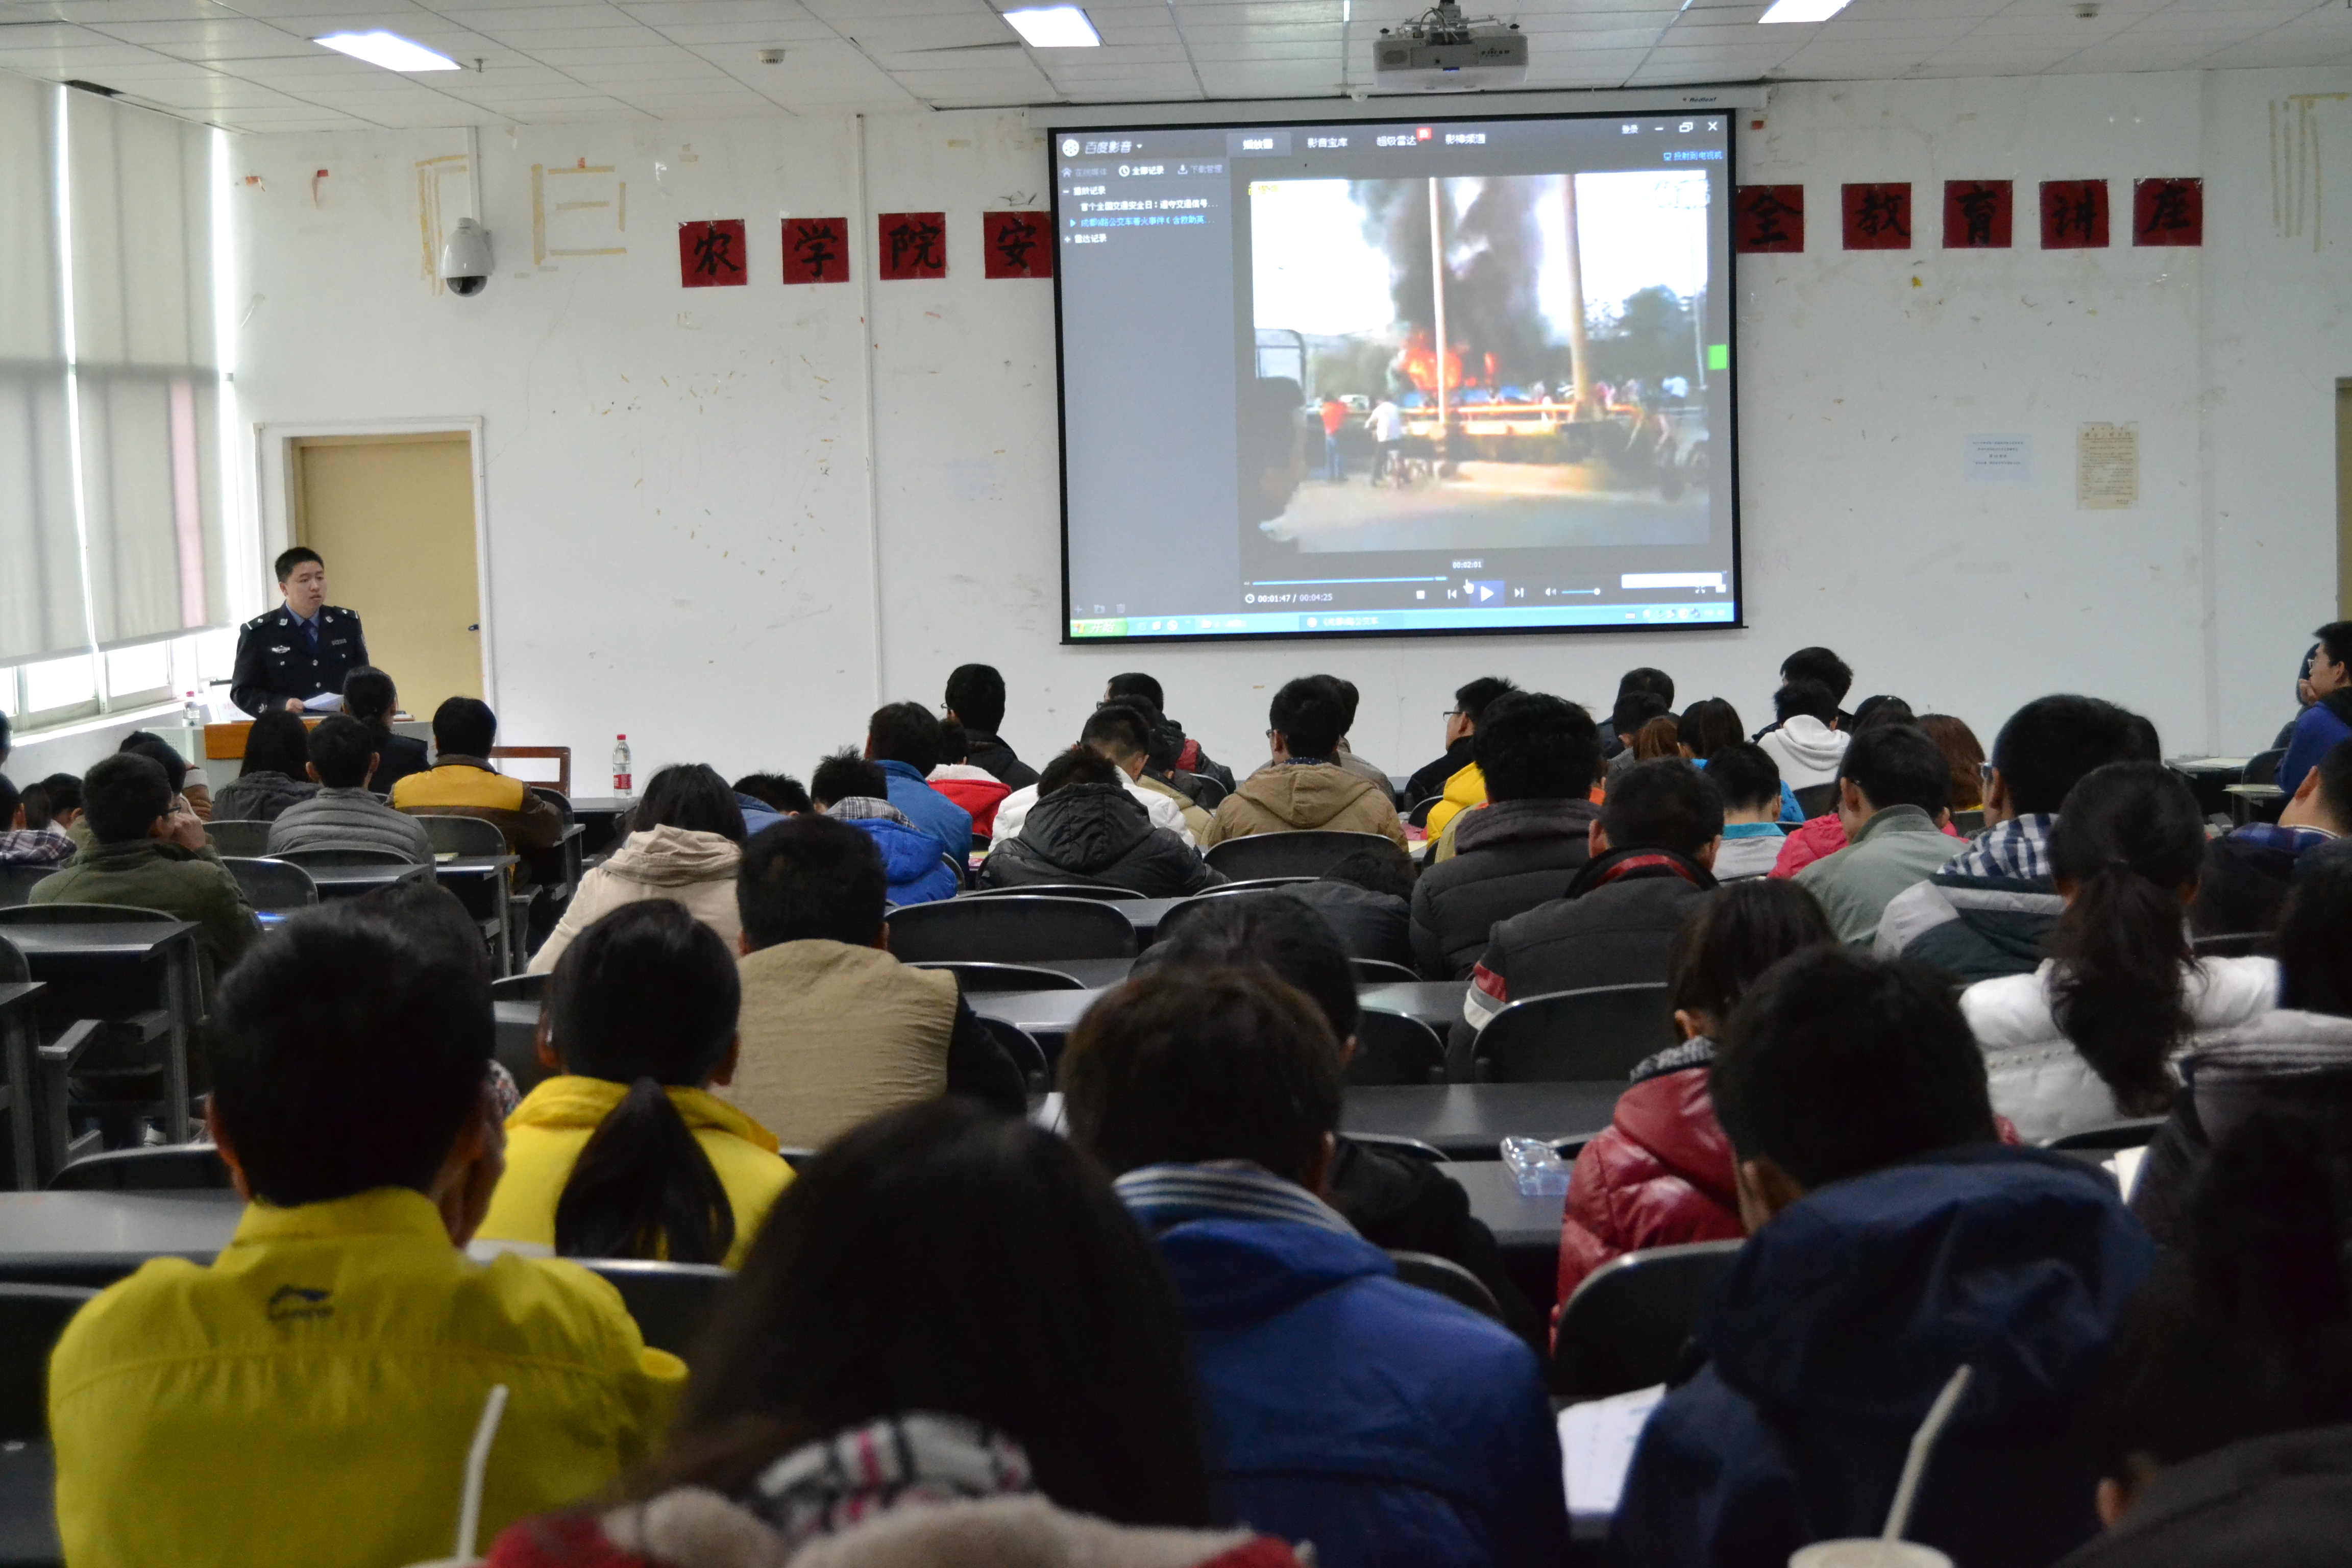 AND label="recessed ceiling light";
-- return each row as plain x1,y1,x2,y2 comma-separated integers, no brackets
1002,6,1101,47
313,30,461,71
1757,0,1853,21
